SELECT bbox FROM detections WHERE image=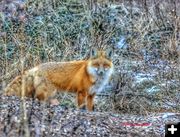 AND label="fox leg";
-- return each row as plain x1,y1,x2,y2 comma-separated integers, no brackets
86,93,95,111
77,91,86,109
35,85,59,106
35,85,48,101
34,77,57,102
35,85,57,99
